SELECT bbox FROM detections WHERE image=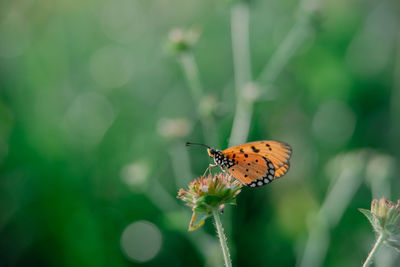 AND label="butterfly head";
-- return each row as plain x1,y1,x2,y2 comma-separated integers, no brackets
186,142,219,158
207,147,218,158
